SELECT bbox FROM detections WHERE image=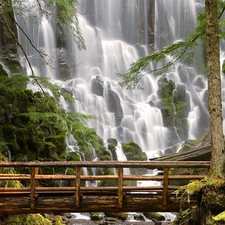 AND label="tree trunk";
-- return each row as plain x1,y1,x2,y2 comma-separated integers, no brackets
205,0,225,177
